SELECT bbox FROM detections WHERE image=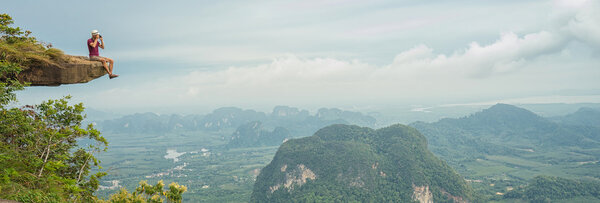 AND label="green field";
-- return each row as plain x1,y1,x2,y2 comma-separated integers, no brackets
446,146,600,199
93,130,279,202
